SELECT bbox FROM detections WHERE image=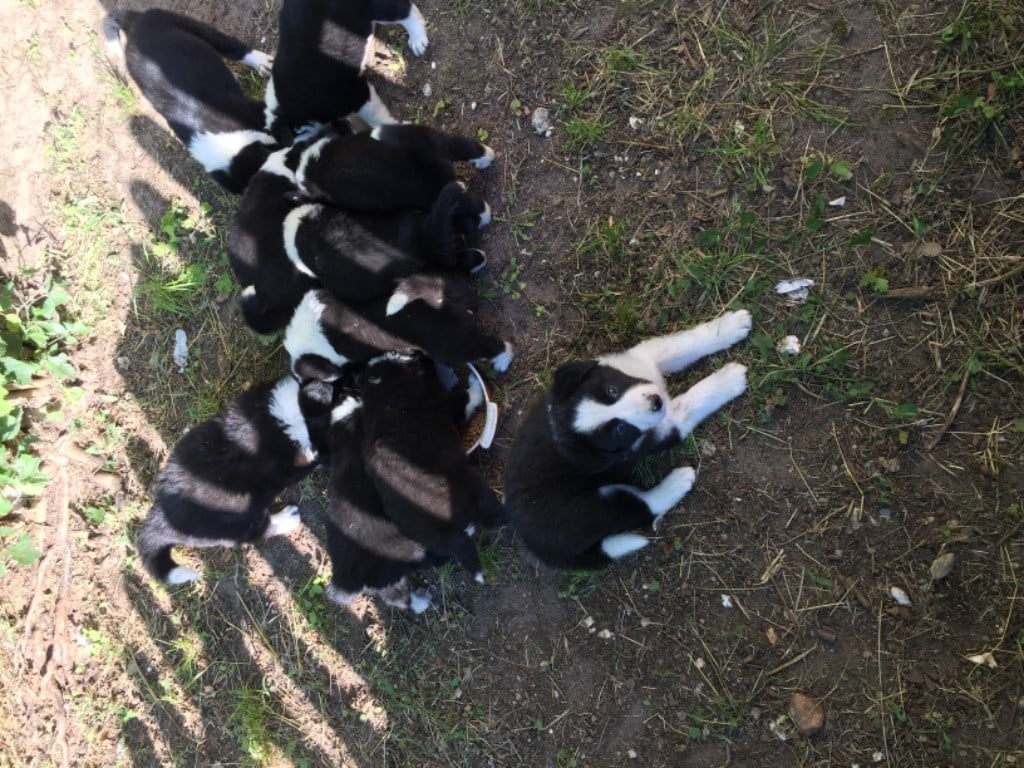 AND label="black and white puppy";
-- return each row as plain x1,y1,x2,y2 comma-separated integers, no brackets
136,375,337,584
284,280,513,383
287,179,491,299
503,310,753,569
359,351,506,583
266,0,429,138
103,9,277,193
293,124,495,213
322,392,445,613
